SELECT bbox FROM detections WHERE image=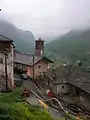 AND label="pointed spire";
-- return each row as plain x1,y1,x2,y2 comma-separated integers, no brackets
38,37,42,41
